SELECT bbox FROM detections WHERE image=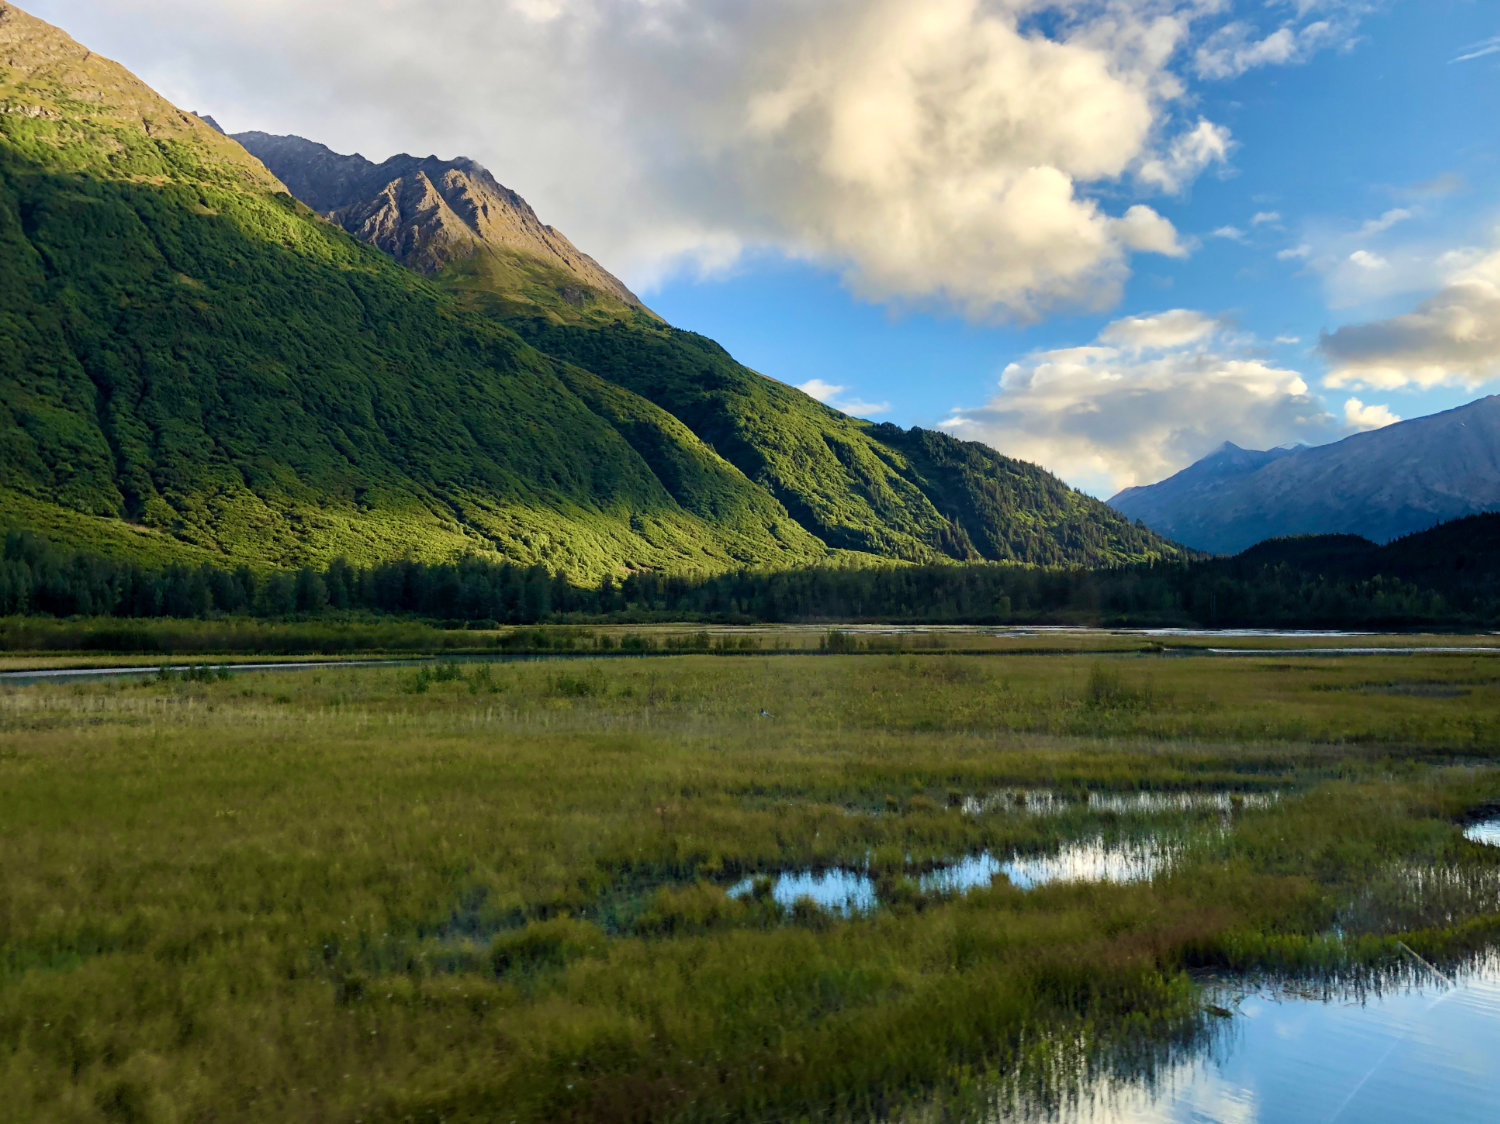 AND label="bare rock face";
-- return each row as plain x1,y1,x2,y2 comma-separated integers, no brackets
234,131,643,309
